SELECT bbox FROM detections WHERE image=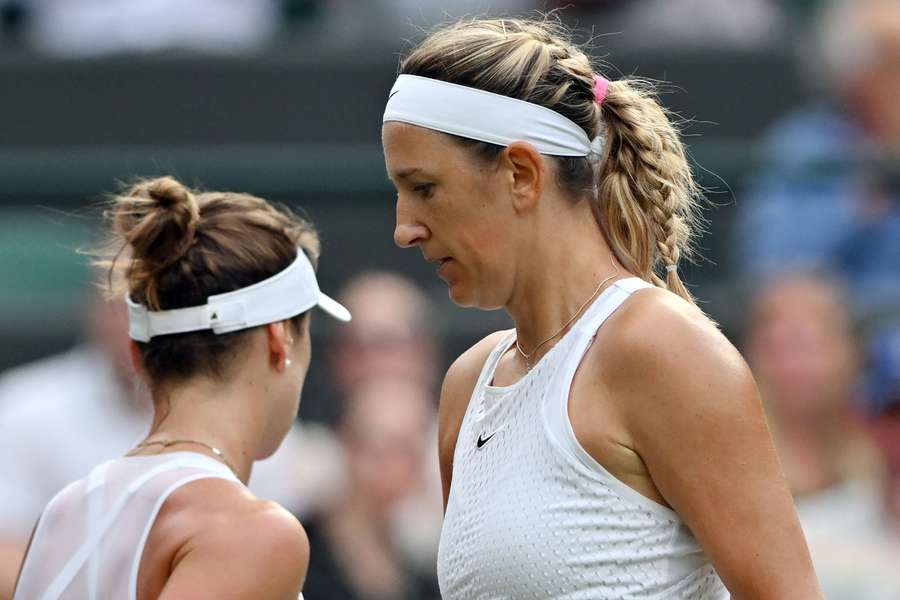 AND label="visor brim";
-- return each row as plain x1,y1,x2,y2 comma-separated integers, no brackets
317,292,352,322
